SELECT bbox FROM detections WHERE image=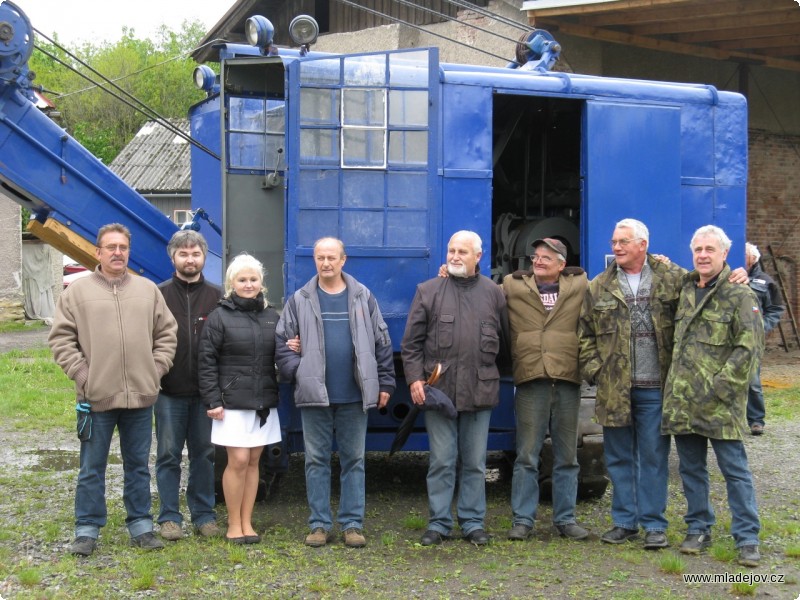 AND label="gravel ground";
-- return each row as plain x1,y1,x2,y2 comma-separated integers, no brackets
1,325,798,598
